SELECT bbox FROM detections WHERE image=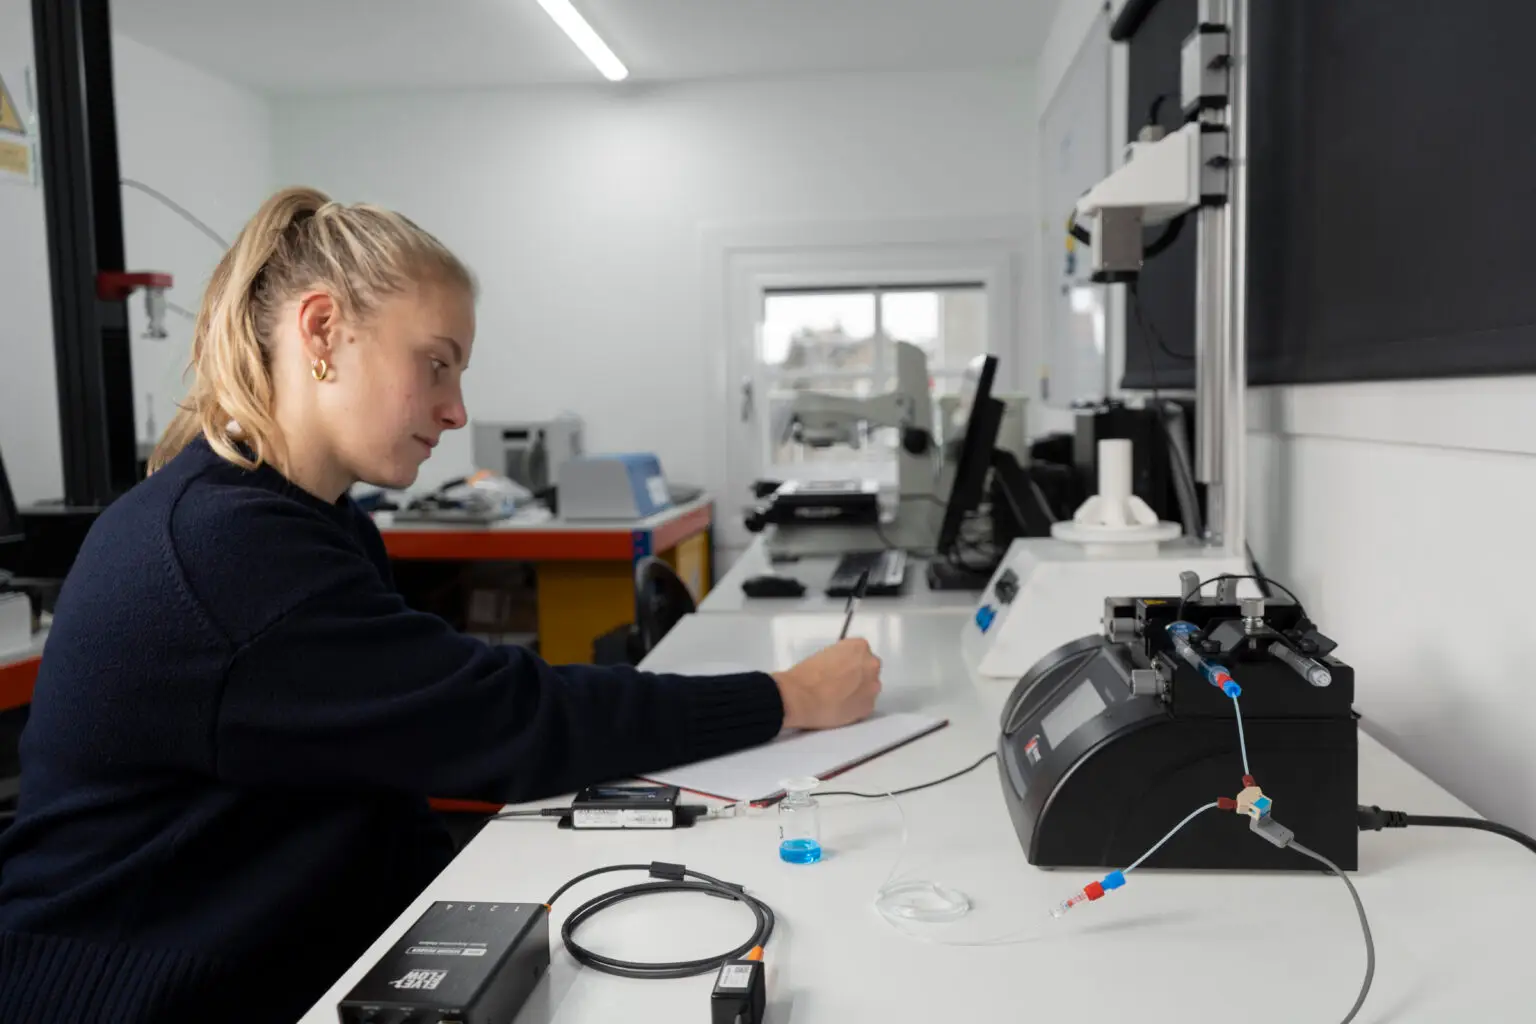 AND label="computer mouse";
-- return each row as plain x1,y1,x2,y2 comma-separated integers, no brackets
742,574,807,598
